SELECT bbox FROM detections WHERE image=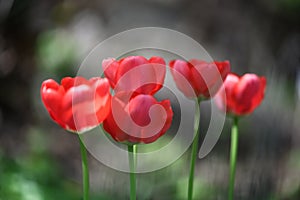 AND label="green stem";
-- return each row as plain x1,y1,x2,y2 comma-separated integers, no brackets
79,136,89,200
128,144,137,200
188,98,201,200
228,117,239,200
